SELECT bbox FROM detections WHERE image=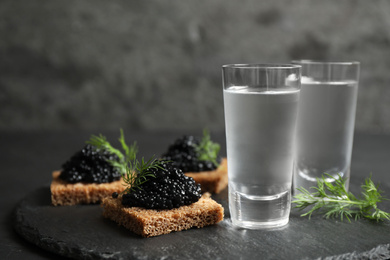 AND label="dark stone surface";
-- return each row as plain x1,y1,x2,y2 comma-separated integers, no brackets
13,182,390,260
2,130,390,259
